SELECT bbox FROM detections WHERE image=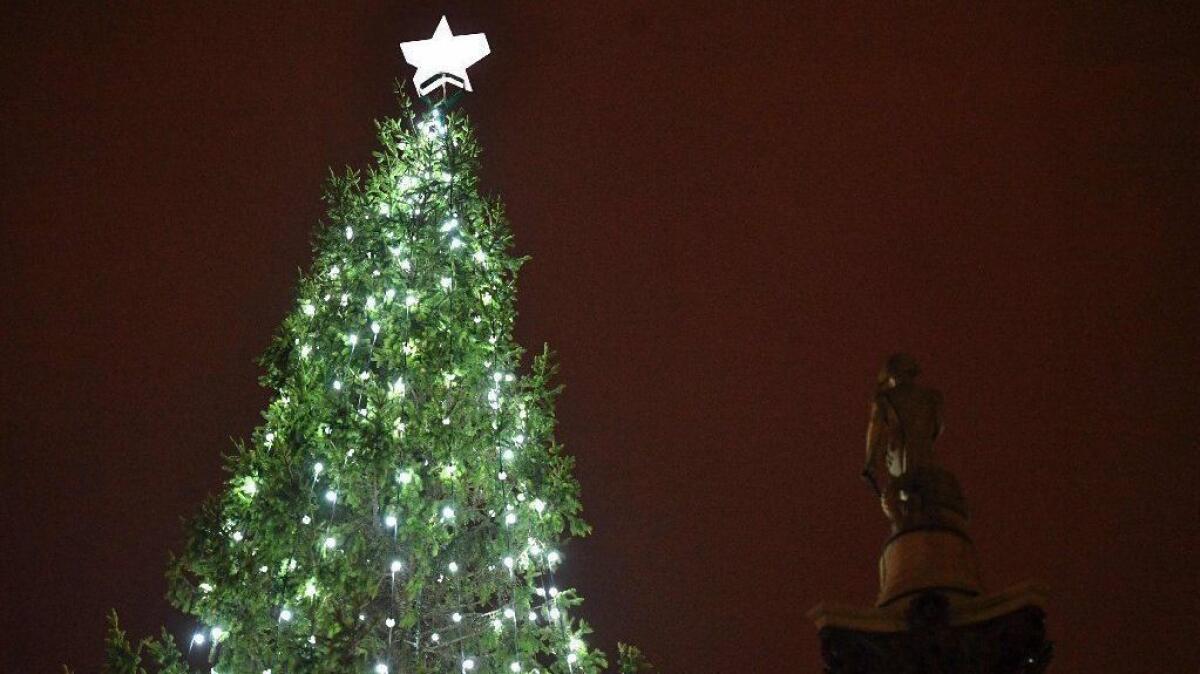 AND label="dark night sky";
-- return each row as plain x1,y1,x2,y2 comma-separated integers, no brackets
2,3,1198,672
